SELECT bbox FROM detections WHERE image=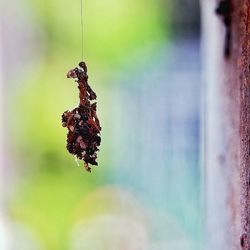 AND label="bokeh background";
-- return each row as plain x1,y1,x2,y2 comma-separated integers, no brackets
0,0,201,249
